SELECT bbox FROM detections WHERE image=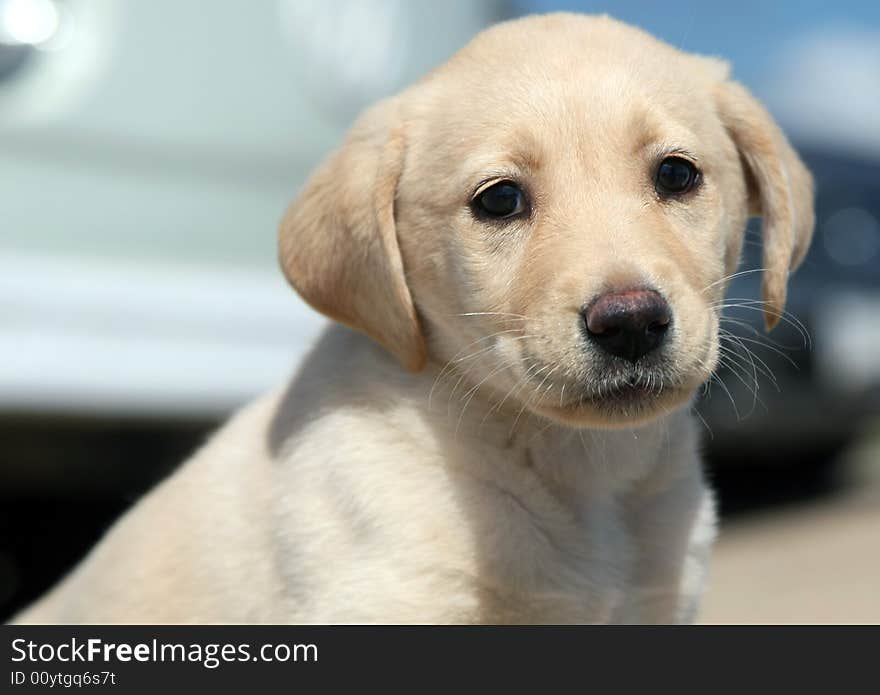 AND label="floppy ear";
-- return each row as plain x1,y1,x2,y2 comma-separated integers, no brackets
715,81,815,330
279,98,427,371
